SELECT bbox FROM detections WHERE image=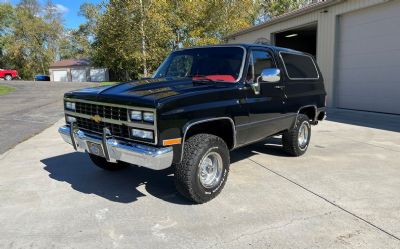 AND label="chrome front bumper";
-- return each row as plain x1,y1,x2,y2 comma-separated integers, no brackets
58,125,173,170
